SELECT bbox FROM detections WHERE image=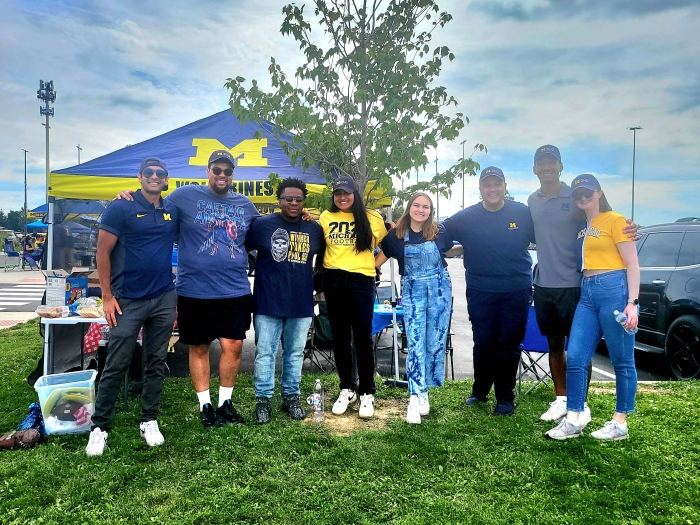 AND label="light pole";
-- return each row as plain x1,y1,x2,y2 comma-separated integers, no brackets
37,80,56,202
434,154,439,220
460,139,467,209
627,126,642,221
77,144,82,164
21,149,28,237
